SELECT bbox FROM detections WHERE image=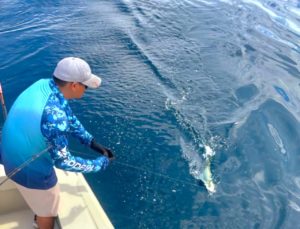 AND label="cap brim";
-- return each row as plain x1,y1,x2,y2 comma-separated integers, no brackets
82,74,102,89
